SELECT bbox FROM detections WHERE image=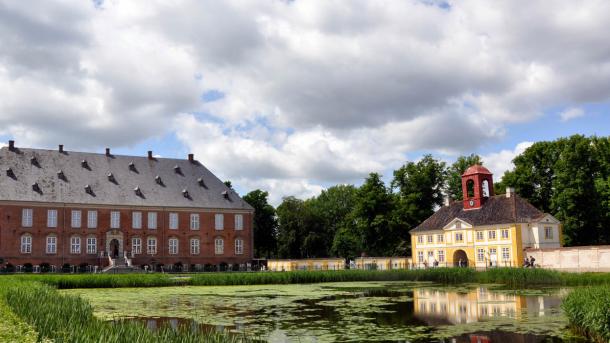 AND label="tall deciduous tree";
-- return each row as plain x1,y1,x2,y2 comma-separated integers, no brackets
243,190,278,258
